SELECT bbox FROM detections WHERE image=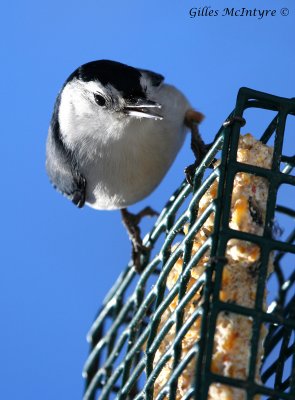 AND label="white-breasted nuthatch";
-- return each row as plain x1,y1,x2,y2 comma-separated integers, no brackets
46,60,206,271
